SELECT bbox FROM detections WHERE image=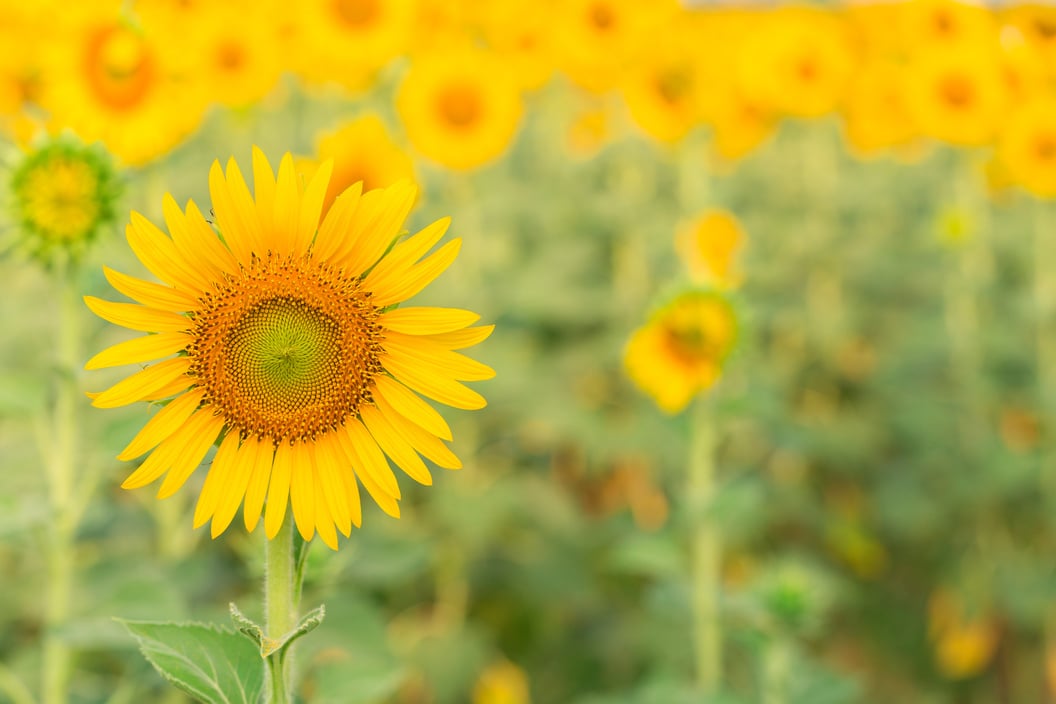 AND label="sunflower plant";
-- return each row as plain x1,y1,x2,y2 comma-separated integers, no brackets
85,149,492,703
